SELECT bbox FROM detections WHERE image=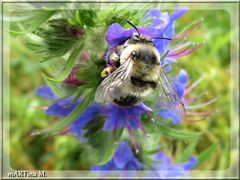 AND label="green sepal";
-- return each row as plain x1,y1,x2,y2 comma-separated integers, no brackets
10,10,55,35
156,122,202,139
177,140,198,163
197,143,218,166
46,42,84,82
